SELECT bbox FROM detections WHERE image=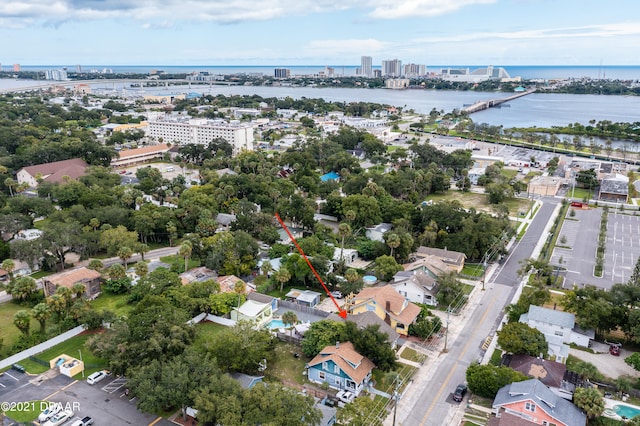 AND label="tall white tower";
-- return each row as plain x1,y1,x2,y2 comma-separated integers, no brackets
361,56,373,77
